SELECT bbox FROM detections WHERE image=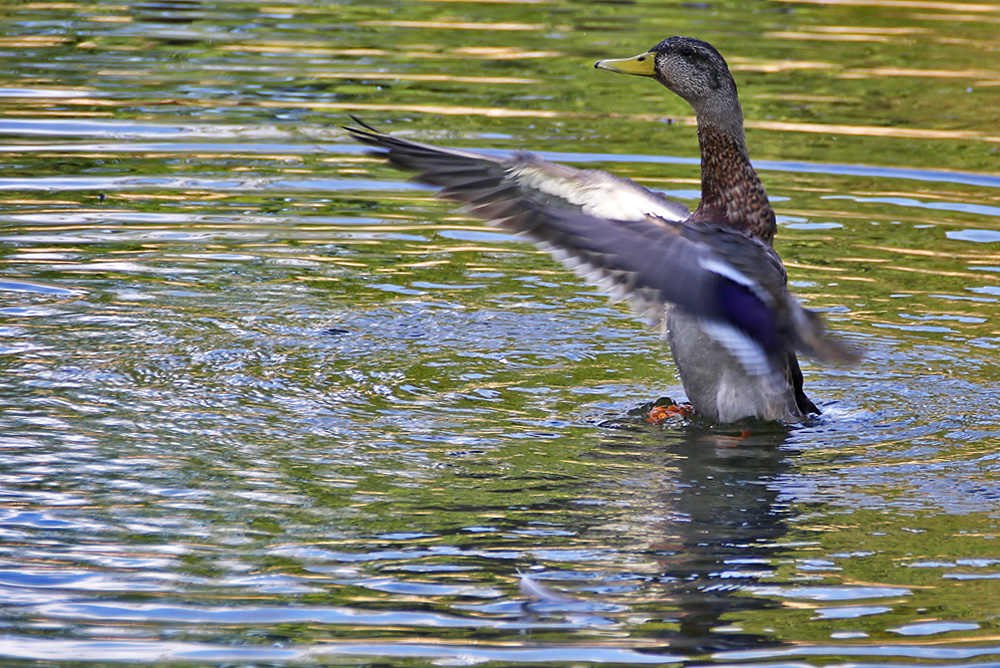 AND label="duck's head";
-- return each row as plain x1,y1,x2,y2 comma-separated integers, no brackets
595,36,742,132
